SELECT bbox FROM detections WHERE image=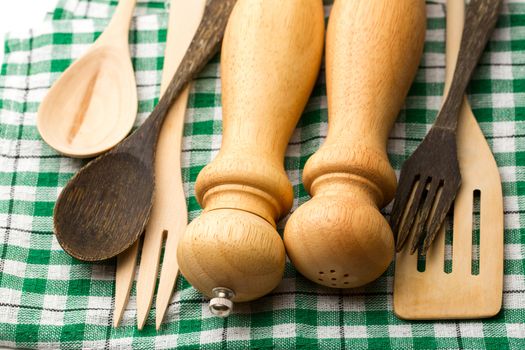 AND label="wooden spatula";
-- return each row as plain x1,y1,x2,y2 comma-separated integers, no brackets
393,0,504,320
